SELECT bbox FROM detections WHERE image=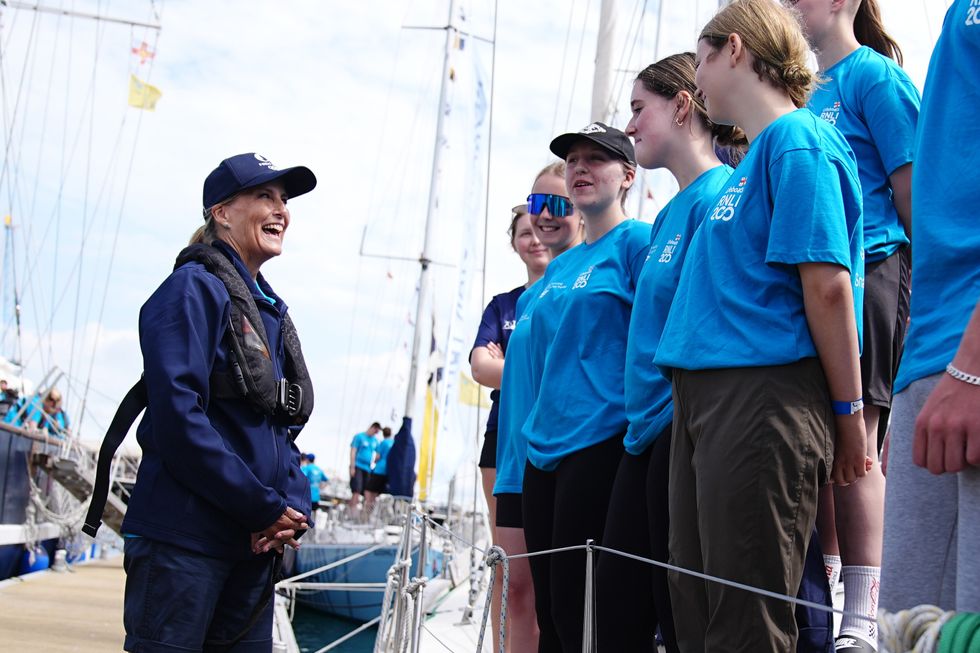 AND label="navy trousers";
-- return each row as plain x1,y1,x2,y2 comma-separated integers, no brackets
123,537,277,652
